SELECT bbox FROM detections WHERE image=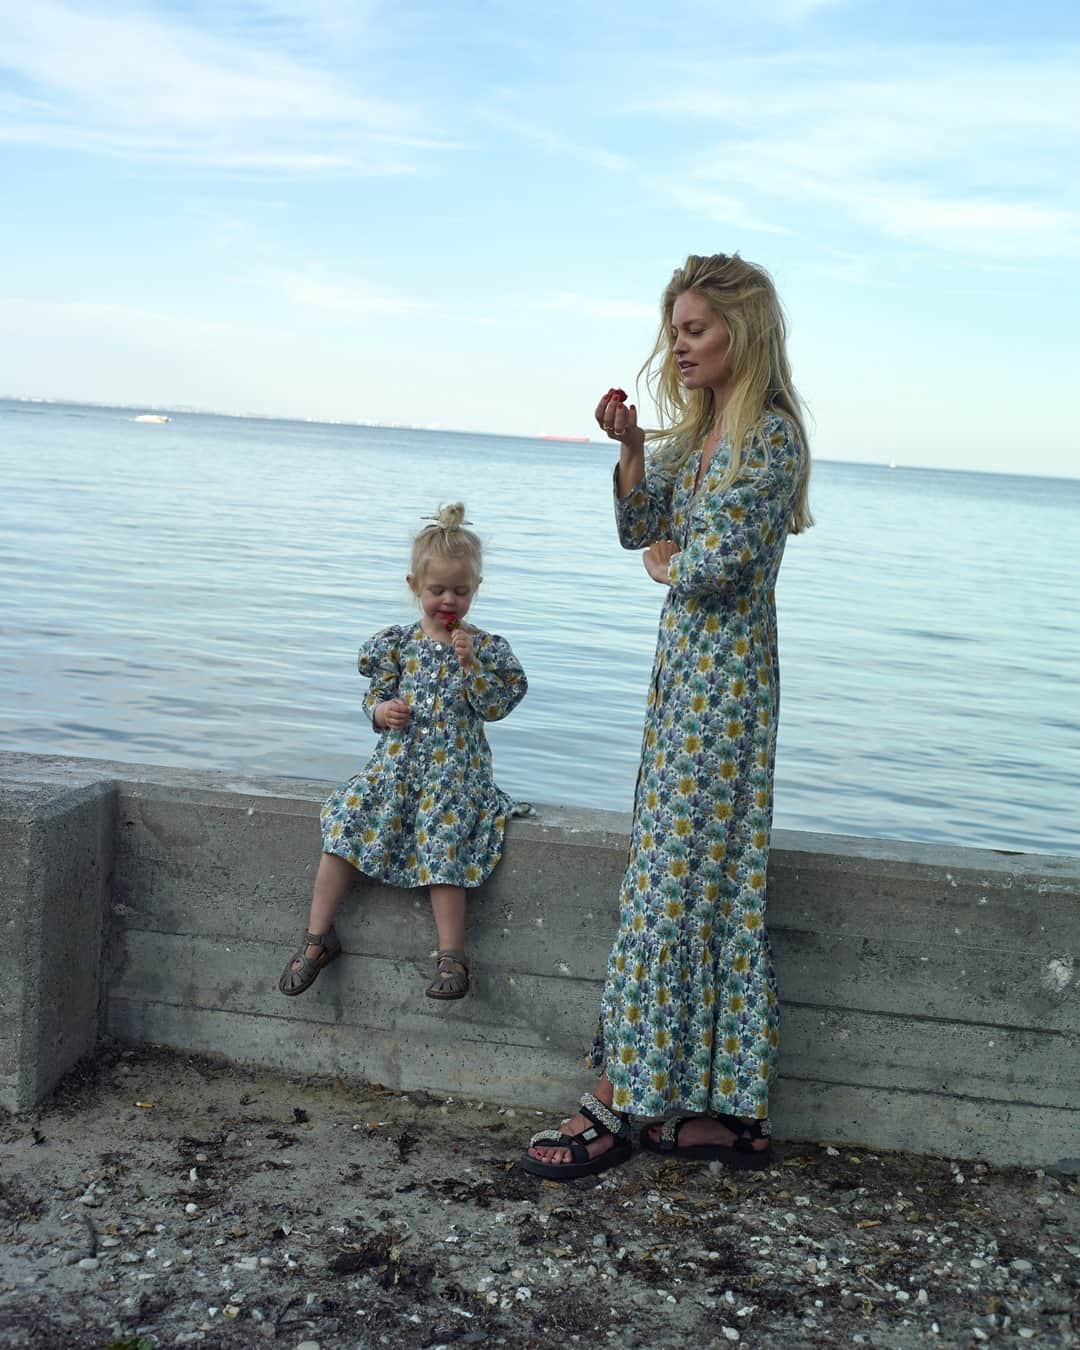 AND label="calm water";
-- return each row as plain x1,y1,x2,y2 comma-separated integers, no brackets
1,399,1077,855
